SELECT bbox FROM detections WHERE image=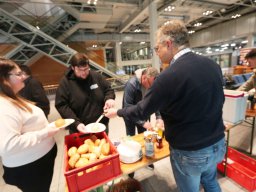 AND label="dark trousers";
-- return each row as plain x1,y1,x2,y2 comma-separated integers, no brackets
3,144,57,192
124,119,145,136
